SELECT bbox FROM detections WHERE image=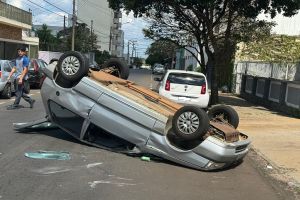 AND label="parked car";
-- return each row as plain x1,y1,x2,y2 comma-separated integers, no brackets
14,51,250,171
152,64,165,74
0,60,15,98
155,70,209,108
28,59,47,88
